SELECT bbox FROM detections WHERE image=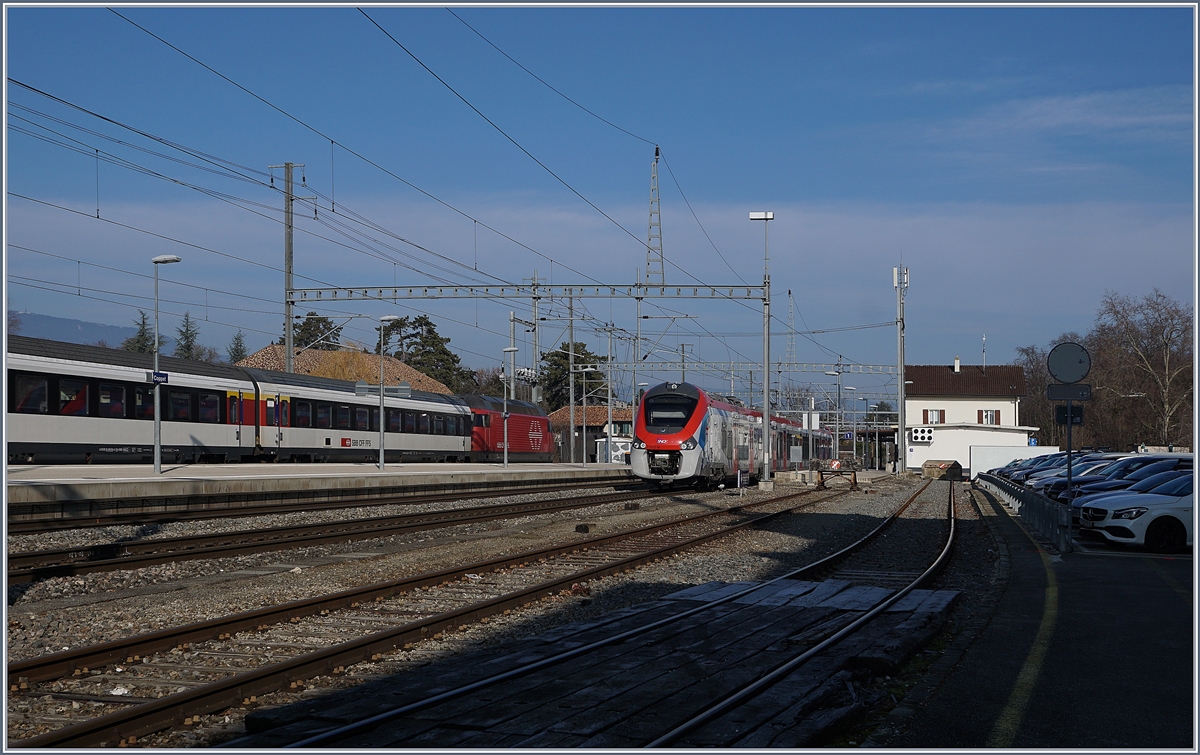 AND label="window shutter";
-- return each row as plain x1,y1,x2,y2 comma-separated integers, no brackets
996,410,1001,426
939,410,946,423
978,409,984,424
923,409,928,424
